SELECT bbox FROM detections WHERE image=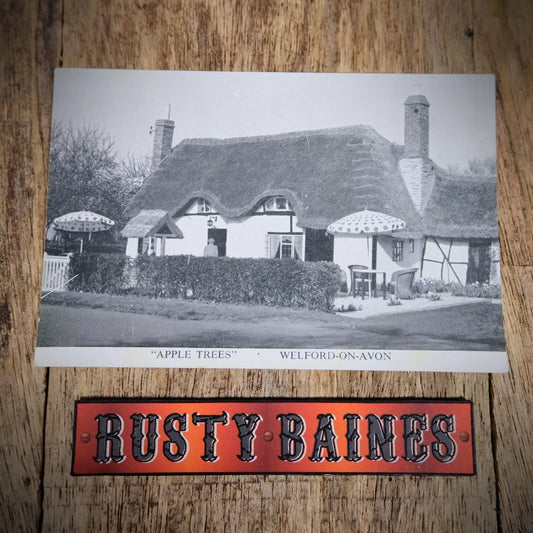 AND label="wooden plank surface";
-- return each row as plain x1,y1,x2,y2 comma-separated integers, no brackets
1,1,60,531
1,1,531,531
